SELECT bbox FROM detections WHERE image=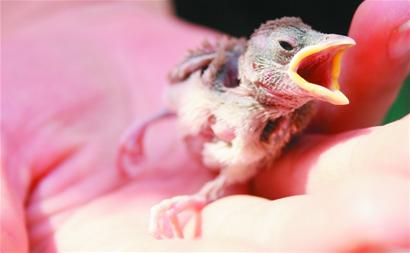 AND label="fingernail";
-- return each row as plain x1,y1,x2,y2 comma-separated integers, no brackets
388,19,410,64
